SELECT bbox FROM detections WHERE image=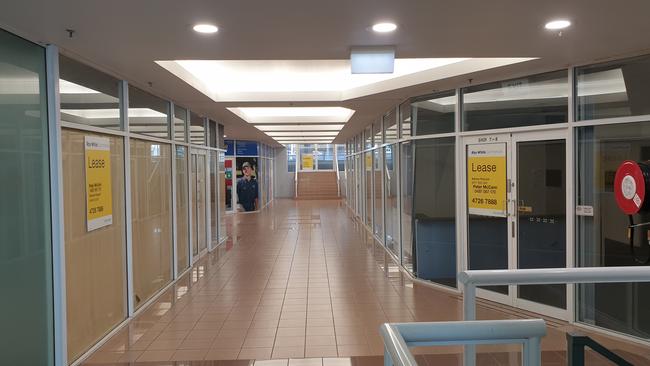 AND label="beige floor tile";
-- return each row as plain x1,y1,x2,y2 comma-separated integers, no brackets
306,327,335,336
288,358,323,366
239,347,273,360
171,348,209,361
247,327,278,338
244,336,276,348
178,338,215,349
275,336,305,347
147,338,185,350
272,346,305,359
137,349,175,362
204,348,241,360
306,335,336,346
255,359,290,366
305,346,338,358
